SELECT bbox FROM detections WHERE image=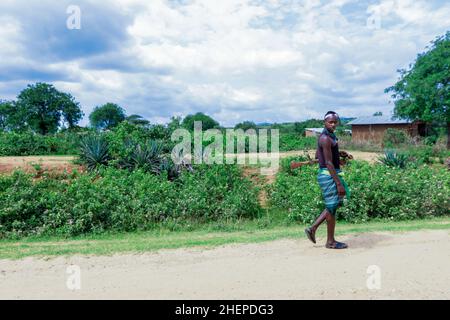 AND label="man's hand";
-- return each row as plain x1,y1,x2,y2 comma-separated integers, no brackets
337,183,346,198
290,162,301,170
339,151,353,159
291,160,319,170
